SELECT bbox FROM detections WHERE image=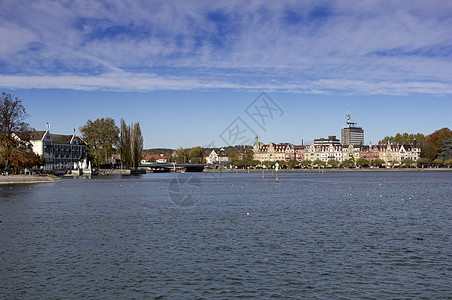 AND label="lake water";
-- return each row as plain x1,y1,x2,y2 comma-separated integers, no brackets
1,171,451,299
